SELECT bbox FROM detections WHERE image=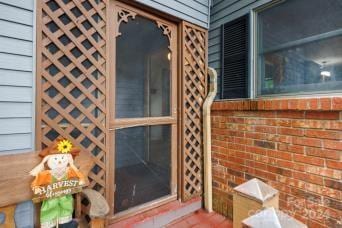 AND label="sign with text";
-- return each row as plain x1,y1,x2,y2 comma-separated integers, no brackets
32,179,84,203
